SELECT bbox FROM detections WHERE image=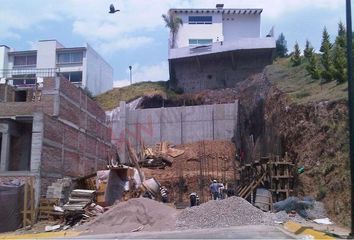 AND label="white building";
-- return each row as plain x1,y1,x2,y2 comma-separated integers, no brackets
0,40,113,96
167,4,275,92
